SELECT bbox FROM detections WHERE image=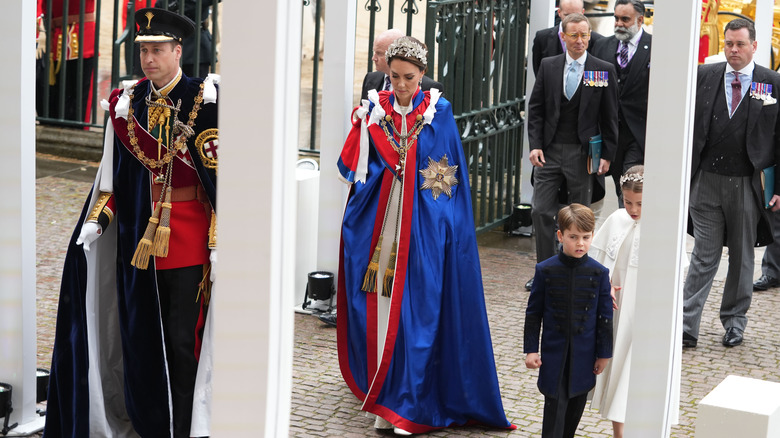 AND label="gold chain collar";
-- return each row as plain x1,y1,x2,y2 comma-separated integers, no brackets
125,81,205,169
